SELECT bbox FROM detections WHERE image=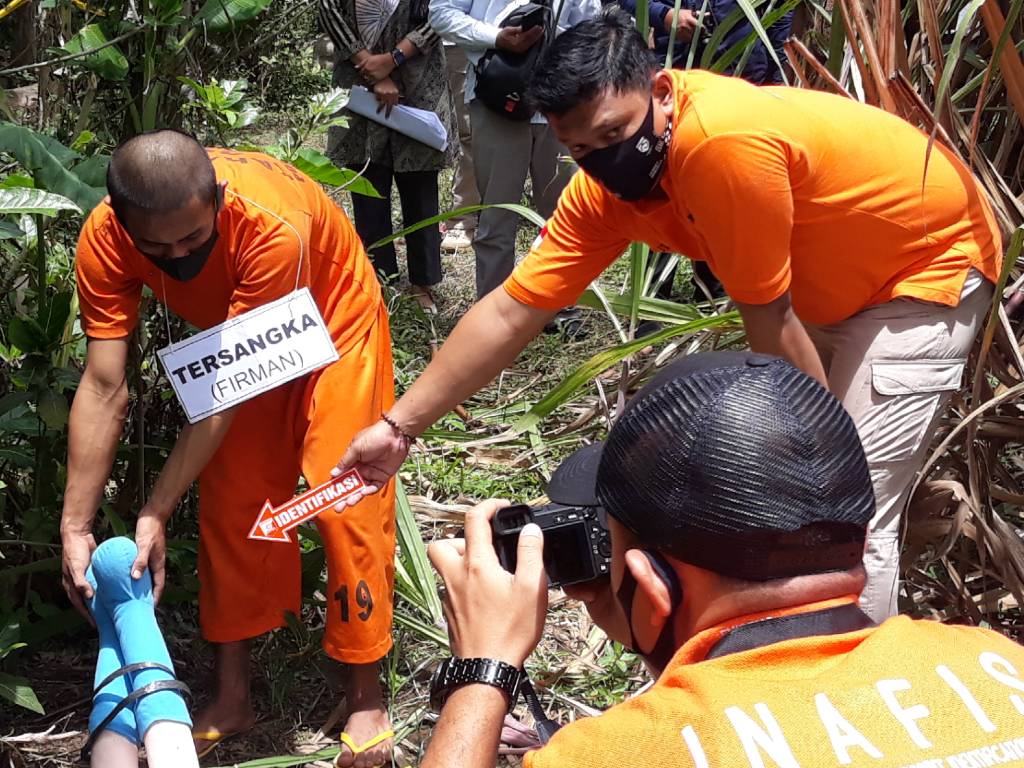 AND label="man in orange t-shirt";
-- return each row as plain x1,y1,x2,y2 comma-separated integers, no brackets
420,352,1024,768
335,12,1003,623
61,130,396,766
